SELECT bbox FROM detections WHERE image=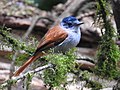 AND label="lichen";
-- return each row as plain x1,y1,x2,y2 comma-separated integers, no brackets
95,0,120,79
43,48,76,88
